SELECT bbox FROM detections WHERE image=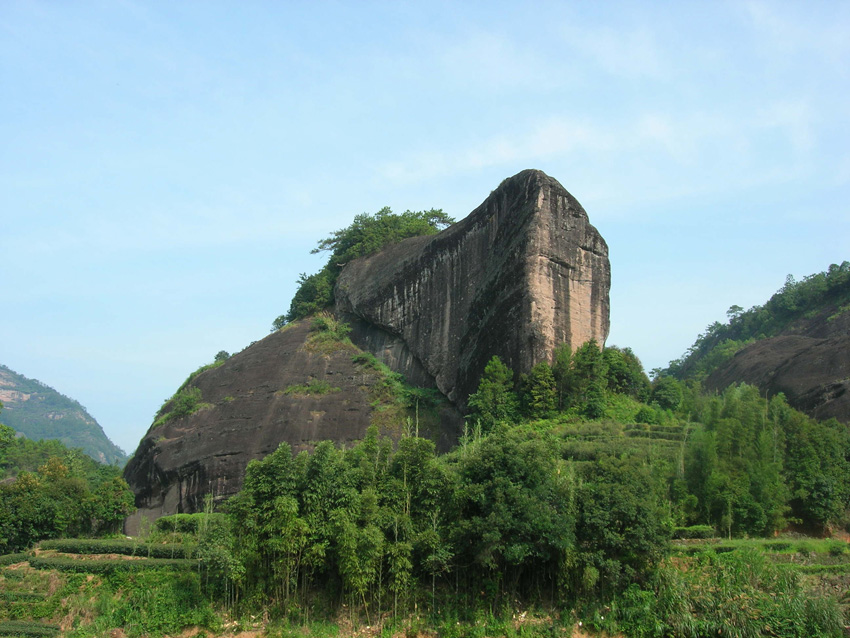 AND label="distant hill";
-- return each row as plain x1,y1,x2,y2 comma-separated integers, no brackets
666,262,850,422
0,364,126,465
